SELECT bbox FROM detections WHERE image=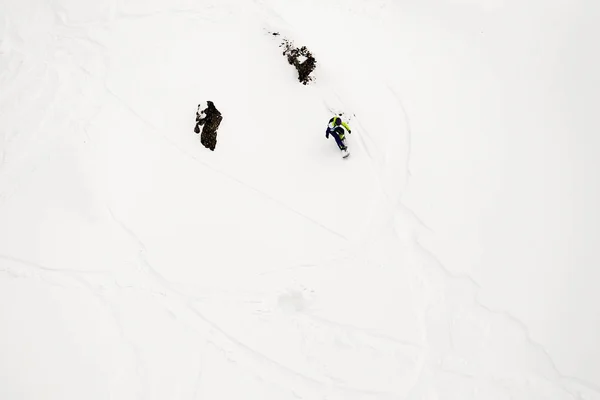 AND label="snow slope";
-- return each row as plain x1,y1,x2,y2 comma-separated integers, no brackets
0,0,598,399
